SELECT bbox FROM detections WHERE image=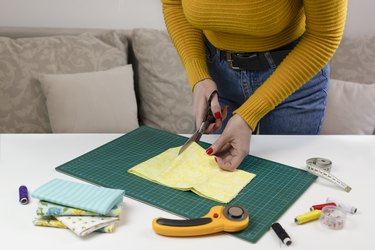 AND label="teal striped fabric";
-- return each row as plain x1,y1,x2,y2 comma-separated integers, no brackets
32,179,124,215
